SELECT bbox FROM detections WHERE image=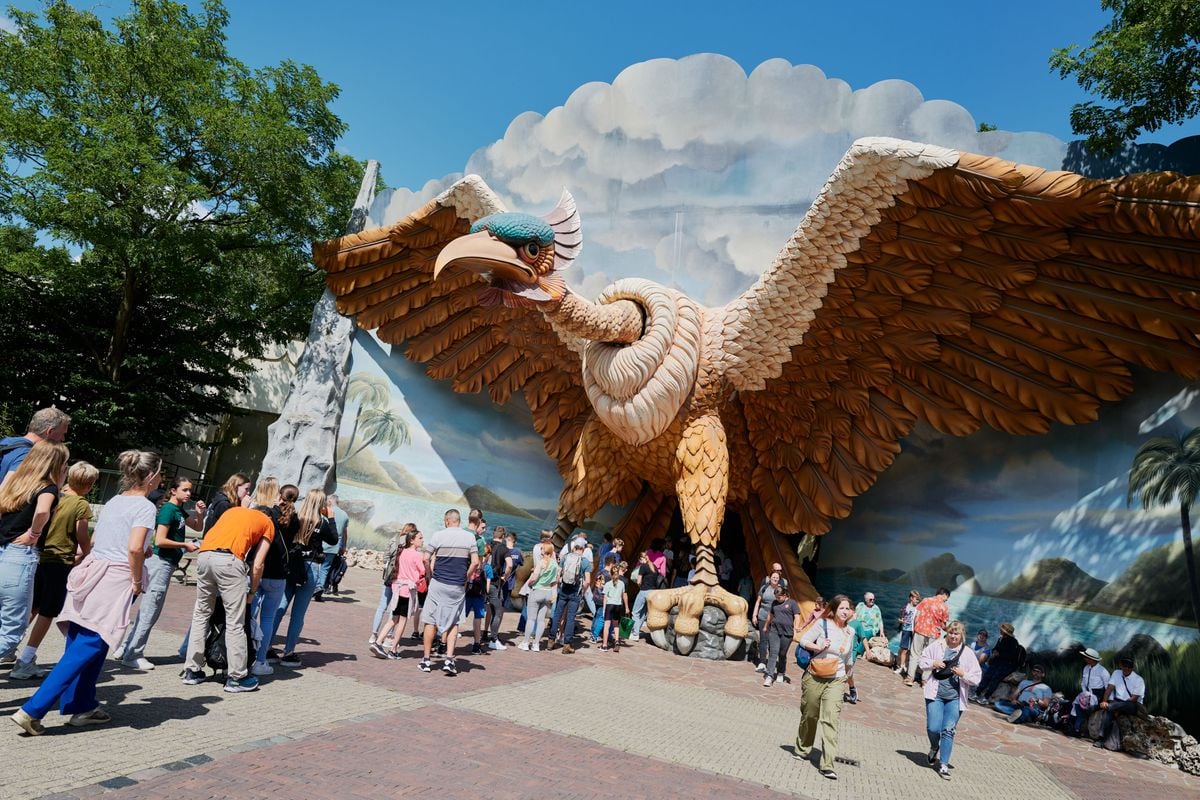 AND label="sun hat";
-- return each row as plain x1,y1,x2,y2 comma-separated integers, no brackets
1080,647,1101,662
999,622,1014,635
